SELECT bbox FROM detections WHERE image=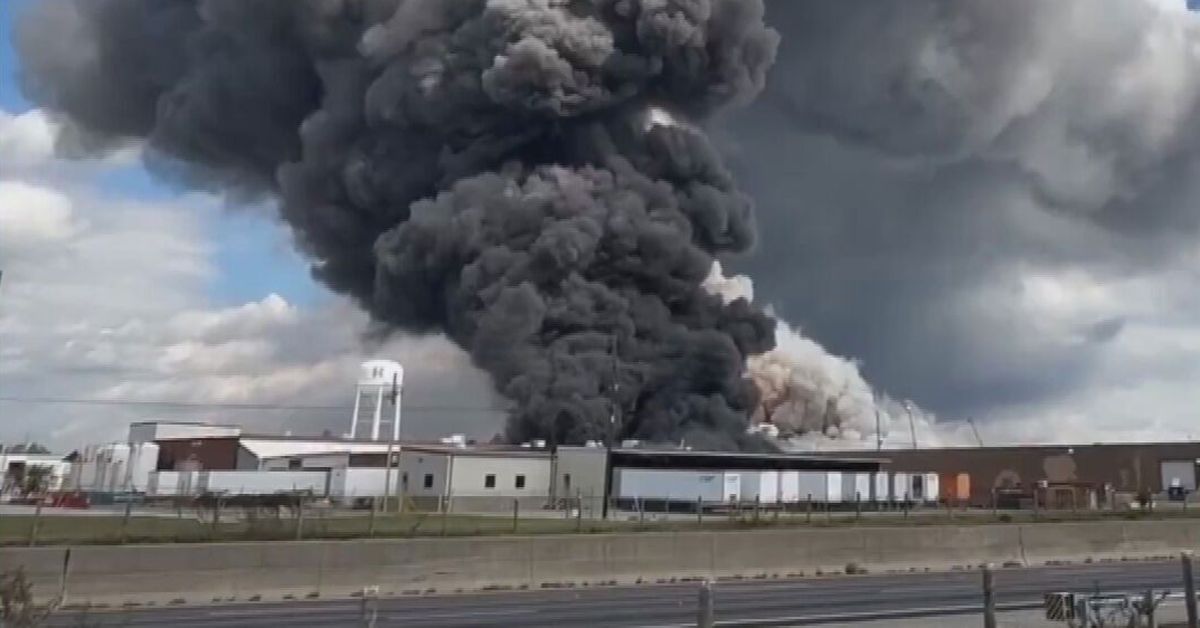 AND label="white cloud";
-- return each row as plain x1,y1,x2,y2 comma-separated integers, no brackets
0,180,78,254
0,108,503,451
0,109,56,169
